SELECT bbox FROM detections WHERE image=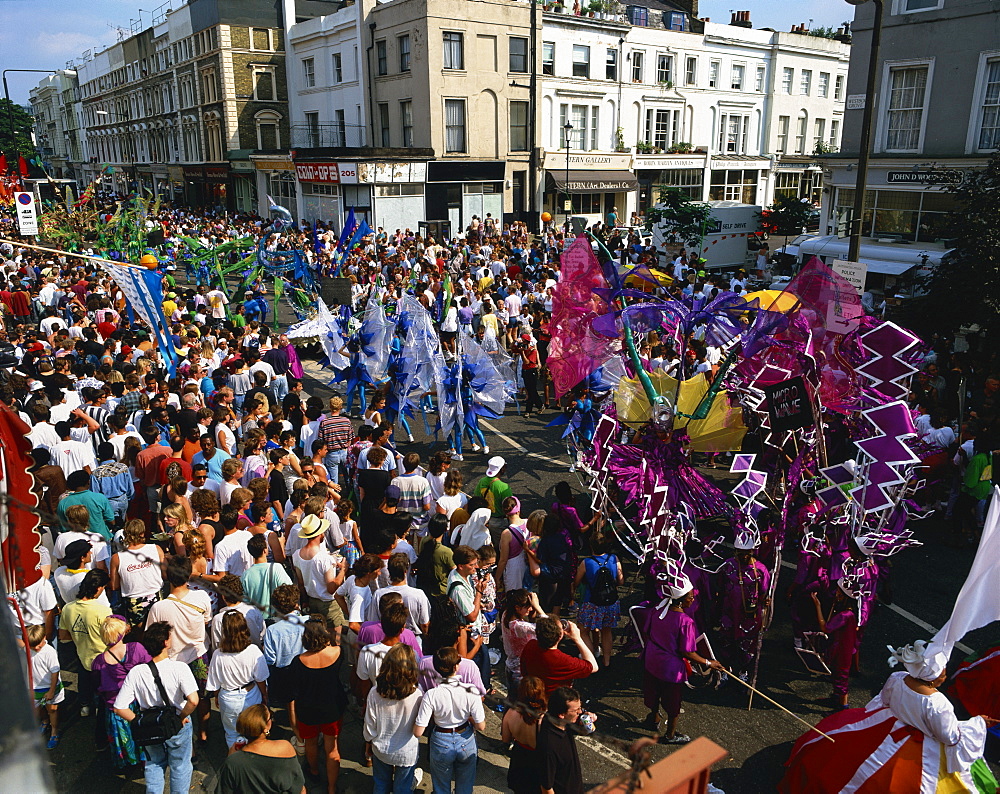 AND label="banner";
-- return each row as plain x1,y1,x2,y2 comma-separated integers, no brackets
100,261,178,376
